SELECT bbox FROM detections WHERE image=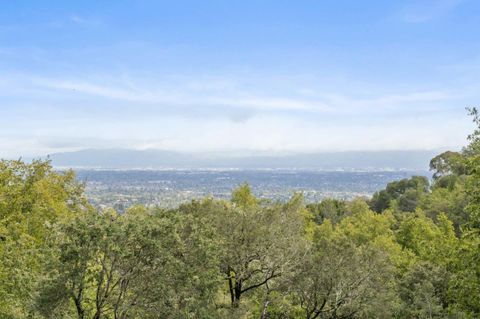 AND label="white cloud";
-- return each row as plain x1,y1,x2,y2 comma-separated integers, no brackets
0,71,472,157
24,75,455,115
0,108,472,157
